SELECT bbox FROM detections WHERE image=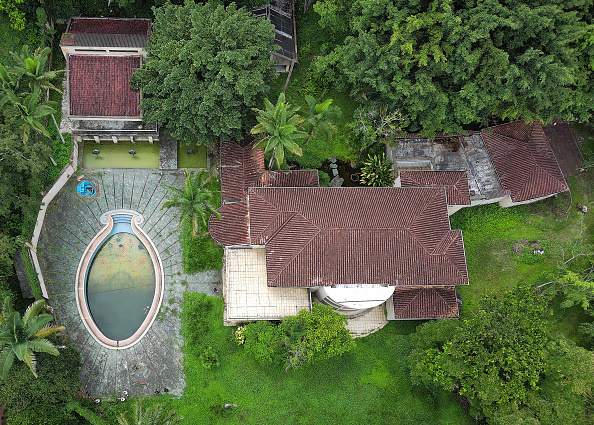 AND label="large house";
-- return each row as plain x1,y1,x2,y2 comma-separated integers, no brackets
211,119,572,326
210,141,468,325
